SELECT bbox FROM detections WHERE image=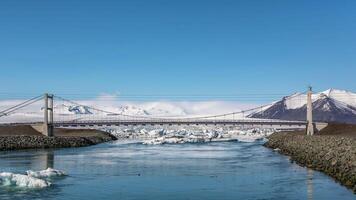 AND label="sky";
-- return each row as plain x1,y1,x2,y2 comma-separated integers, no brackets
0,0,355,103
